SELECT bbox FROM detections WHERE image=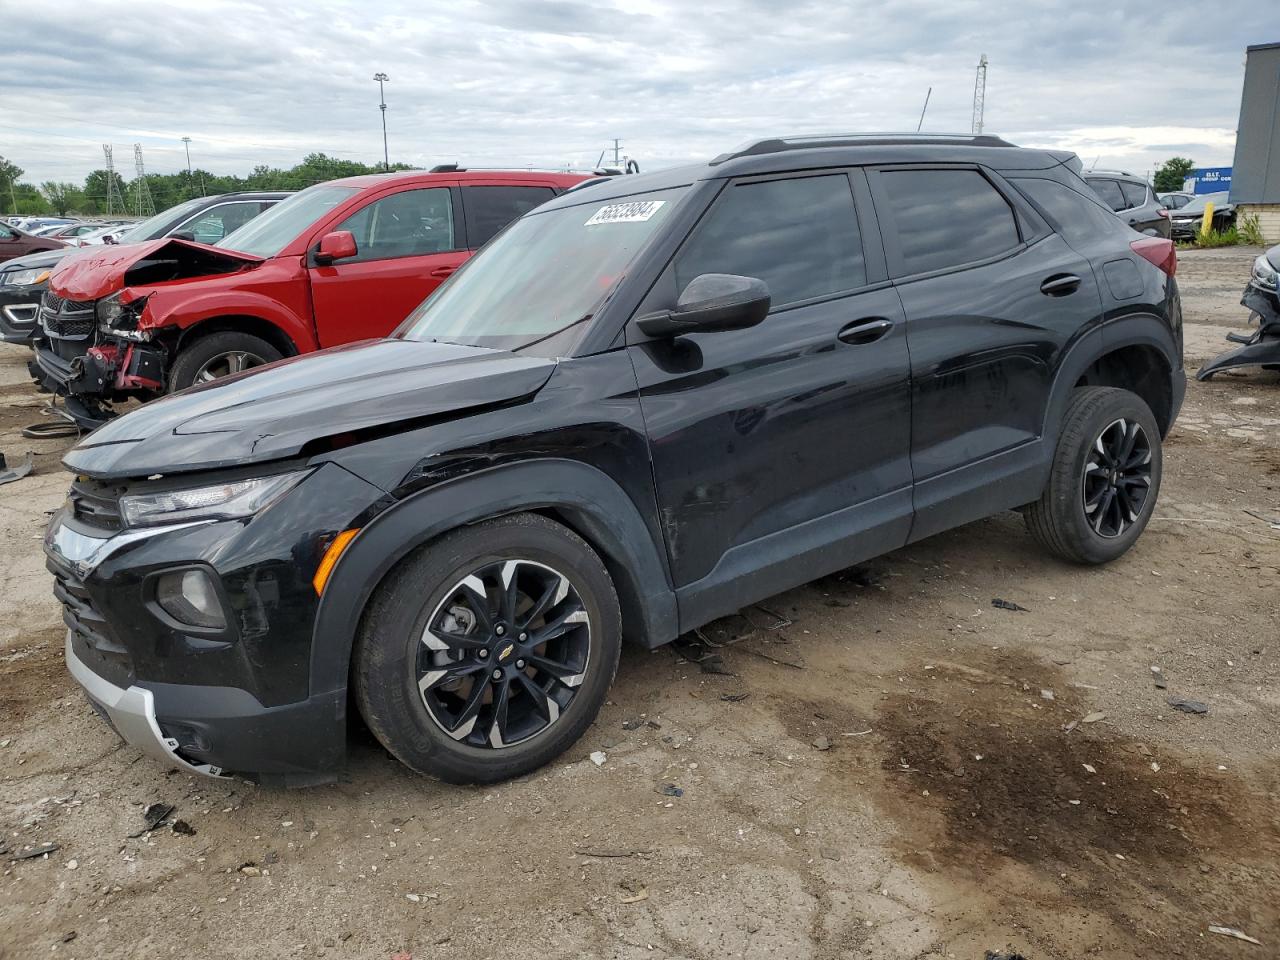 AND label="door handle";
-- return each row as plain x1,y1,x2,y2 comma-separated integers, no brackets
1040,274,1081,297
429,265,457,279
837,317,894,345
